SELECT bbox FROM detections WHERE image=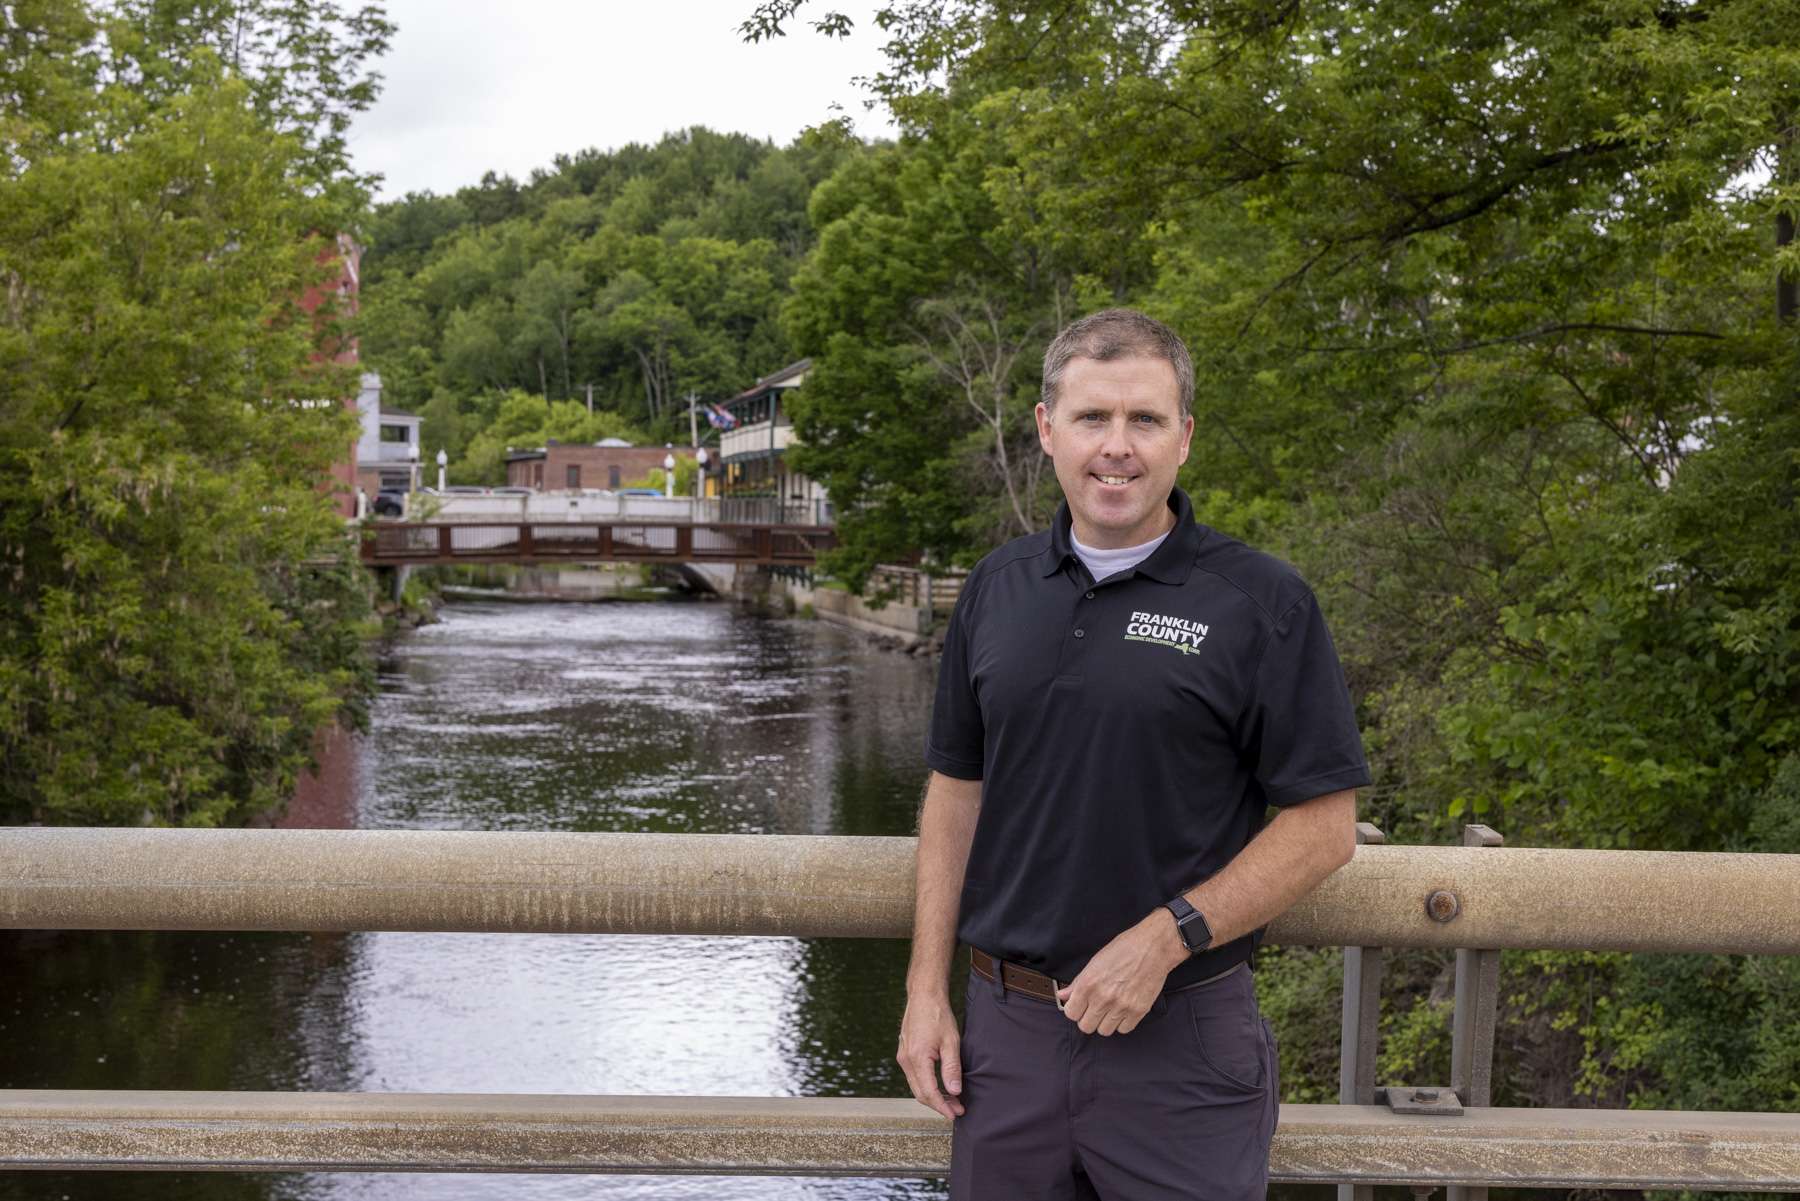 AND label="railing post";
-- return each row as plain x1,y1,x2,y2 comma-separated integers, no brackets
1449,823,1504,1201
674,525,693,559
1338,821,1386,1201
437,524,452,561
518,523,535,561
